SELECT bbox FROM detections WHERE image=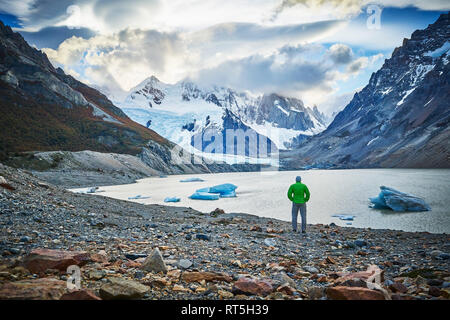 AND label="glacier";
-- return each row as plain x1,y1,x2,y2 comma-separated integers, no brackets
113,76,328,164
